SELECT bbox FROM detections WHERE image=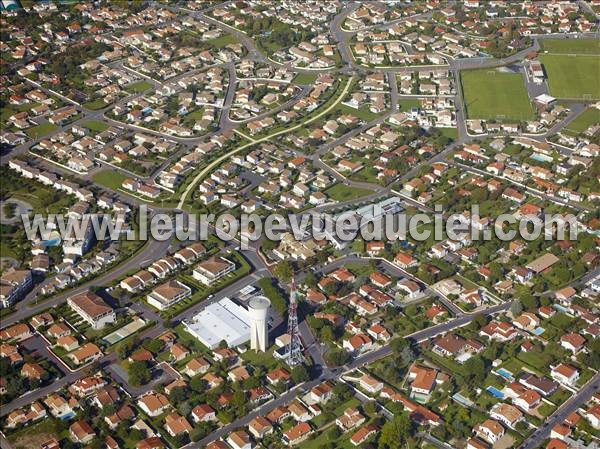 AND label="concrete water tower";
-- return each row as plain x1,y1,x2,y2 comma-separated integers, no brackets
248,295,271,352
